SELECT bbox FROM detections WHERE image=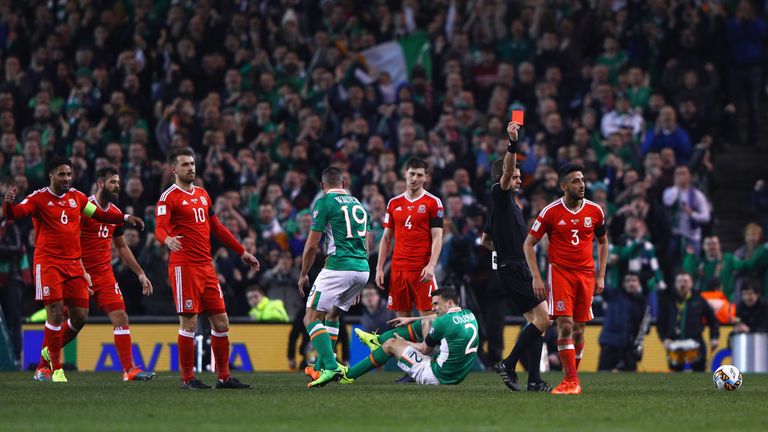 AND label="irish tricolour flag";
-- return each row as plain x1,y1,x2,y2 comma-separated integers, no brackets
361,31,431,84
